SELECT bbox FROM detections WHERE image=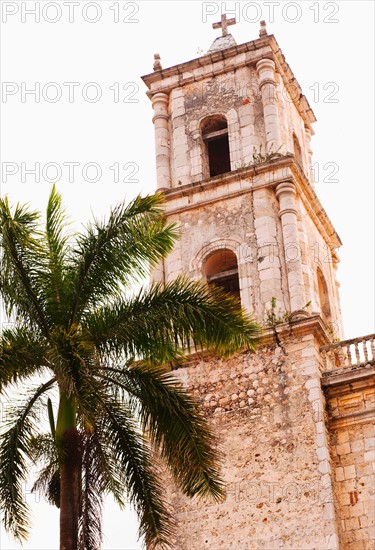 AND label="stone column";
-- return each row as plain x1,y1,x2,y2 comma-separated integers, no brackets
304,125,314,186
276,181,307,314
151,92,171,191
256,58,281,152
332,261,344,339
